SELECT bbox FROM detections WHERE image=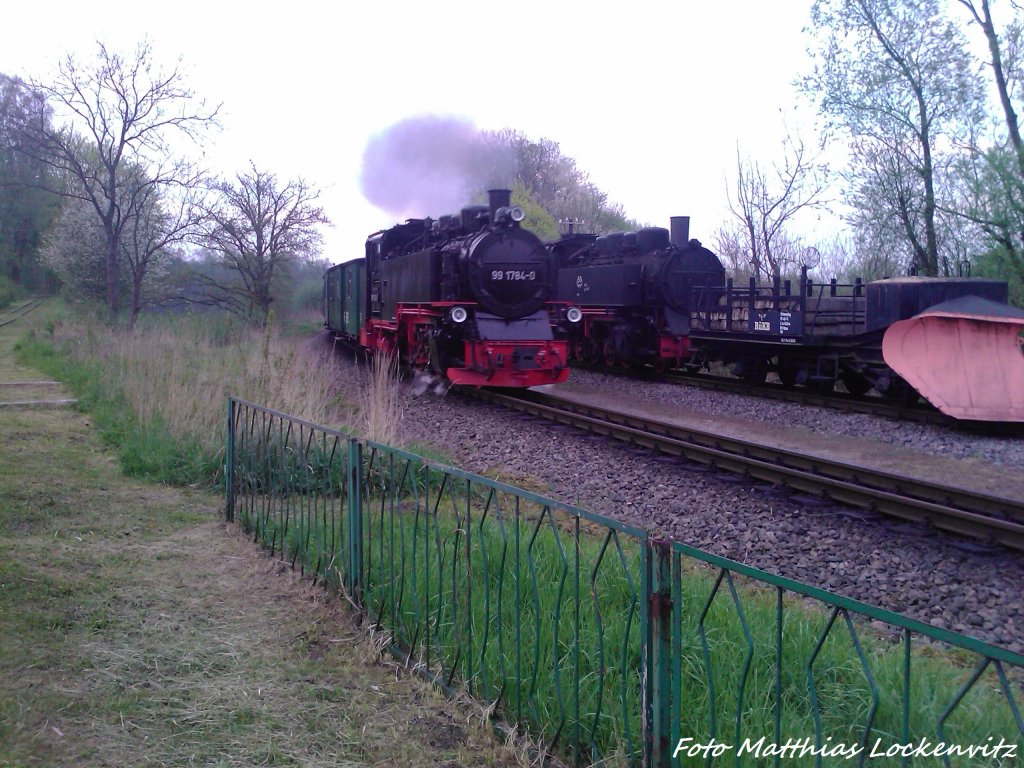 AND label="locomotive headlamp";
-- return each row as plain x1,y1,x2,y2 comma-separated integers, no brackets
449,306,468,324
494,206,527,225
566,306,583,323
